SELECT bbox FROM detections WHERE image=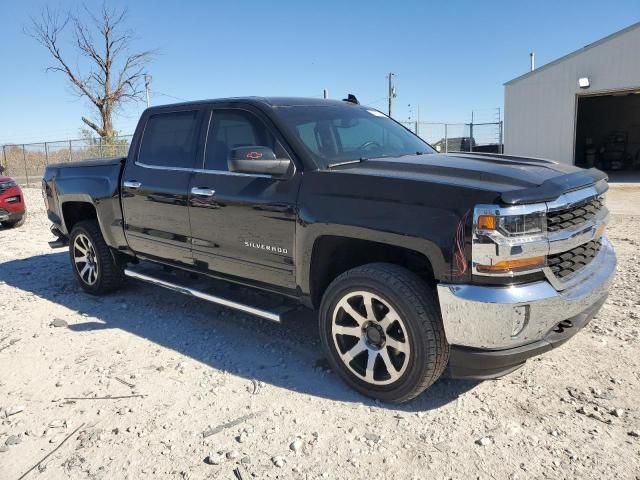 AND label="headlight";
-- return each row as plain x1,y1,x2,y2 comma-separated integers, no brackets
477,211,546,237
473,204,548,276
